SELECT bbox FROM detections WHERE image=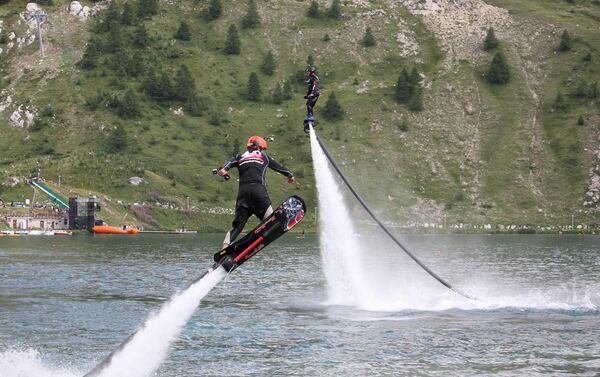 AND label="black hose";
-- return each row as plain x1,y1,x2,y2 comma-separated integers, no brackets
314,131,476,301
